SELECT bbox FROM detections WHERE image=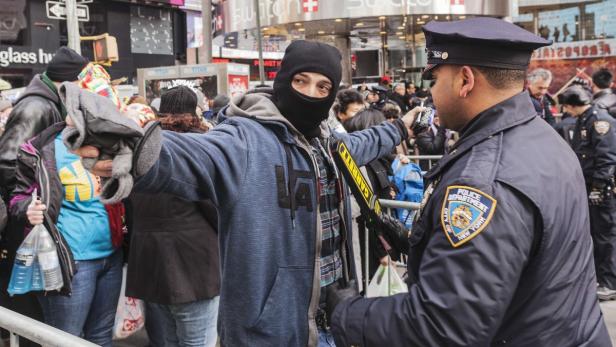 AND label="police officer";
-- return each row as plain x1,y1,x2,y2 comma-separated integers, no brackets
331,17,611,346
592,68,616,117
560,85,616,301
